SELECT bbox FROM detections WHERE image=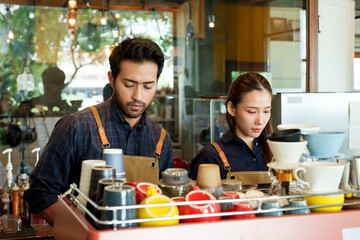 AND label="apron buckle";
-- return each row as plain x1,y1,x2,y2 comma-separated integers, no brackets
150,153,159,168
225,166,235,179
102,143,110,149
